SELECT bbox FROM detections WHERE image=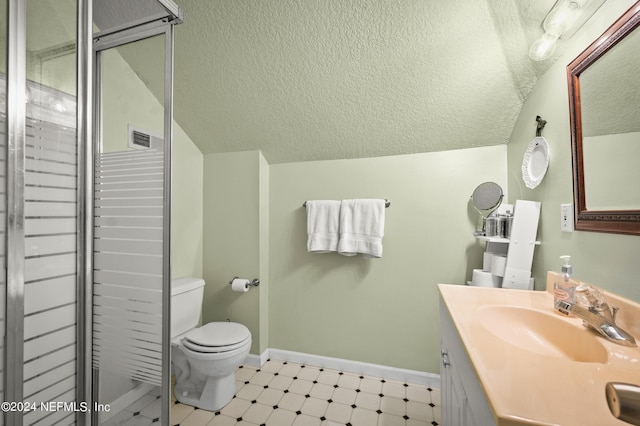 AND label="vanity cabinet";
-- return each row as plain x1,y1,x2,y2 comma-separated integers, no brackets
440,298,495,426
